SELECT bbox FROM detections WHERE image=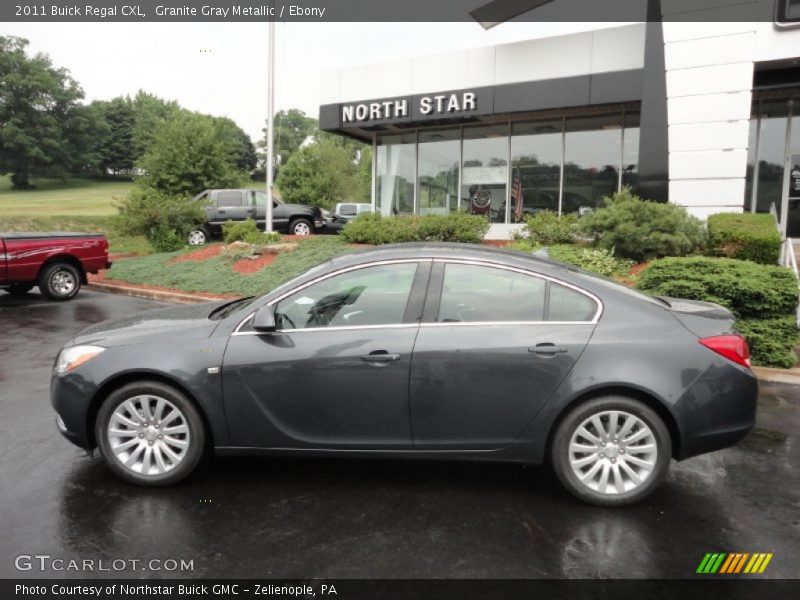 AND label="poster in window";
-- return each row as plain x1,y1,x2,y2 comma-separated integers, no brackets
791,154,800,199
